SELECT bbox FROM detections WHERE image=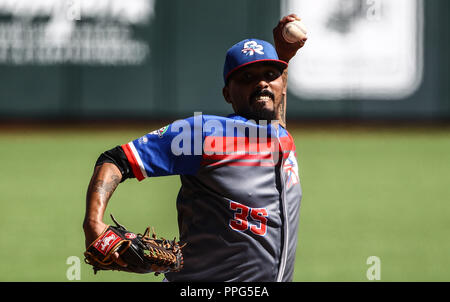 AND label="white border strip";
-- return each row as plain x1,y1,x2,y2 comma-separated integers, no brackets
128,142,149,179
